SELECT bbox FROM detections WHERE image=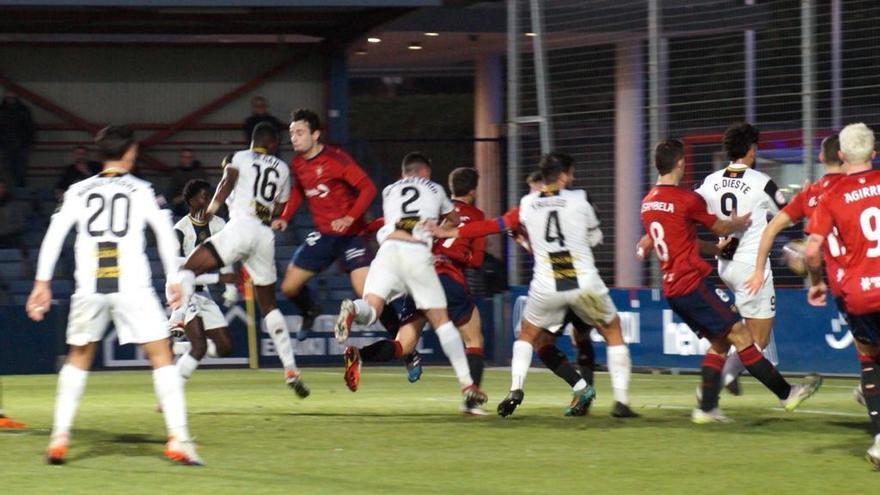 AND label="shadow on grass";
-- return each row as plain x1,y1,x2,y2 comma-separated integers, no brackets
64,429,166,463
